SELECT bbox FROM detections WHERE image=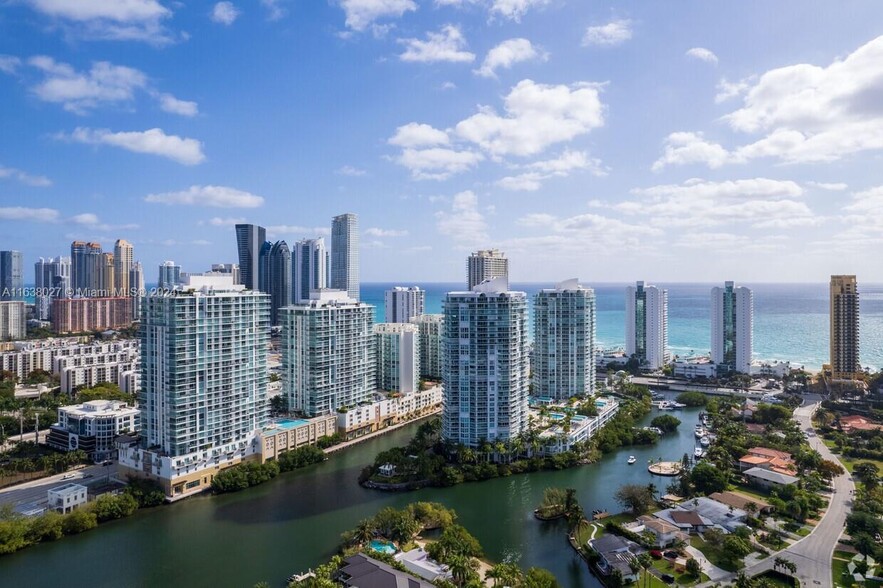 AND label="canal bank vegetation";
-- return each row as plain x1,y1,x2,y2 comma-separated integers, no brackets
0,476,165,556
360,391,656,490
212,445,326,493
284,502,559,588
